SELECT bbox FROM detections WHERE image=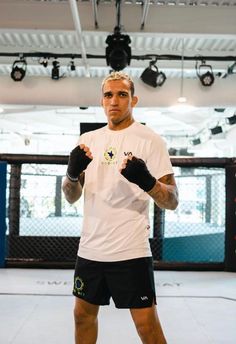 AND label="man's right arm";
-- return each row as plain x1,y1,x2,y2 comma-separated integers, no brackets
62,173,84,204
62,144,92,204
